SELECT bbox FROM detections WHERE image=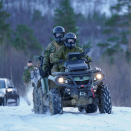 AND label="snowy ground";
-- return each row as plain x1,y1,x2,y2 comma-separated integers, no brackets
0,98,131,131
